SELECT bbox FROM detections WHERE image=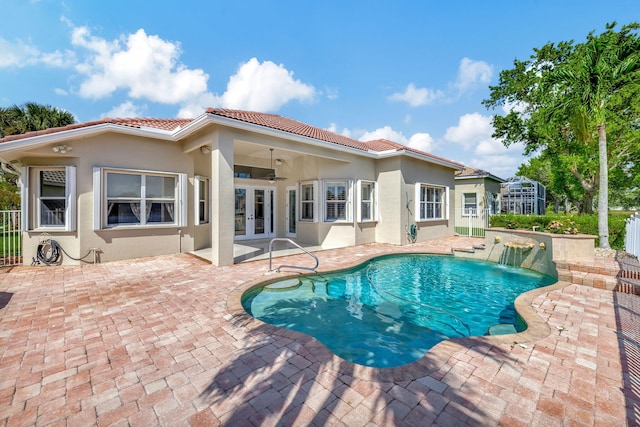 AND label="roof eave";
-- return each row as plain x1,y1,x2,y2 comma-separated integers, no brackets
378,149,463,170
200,113,379,158
0,123,177,154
